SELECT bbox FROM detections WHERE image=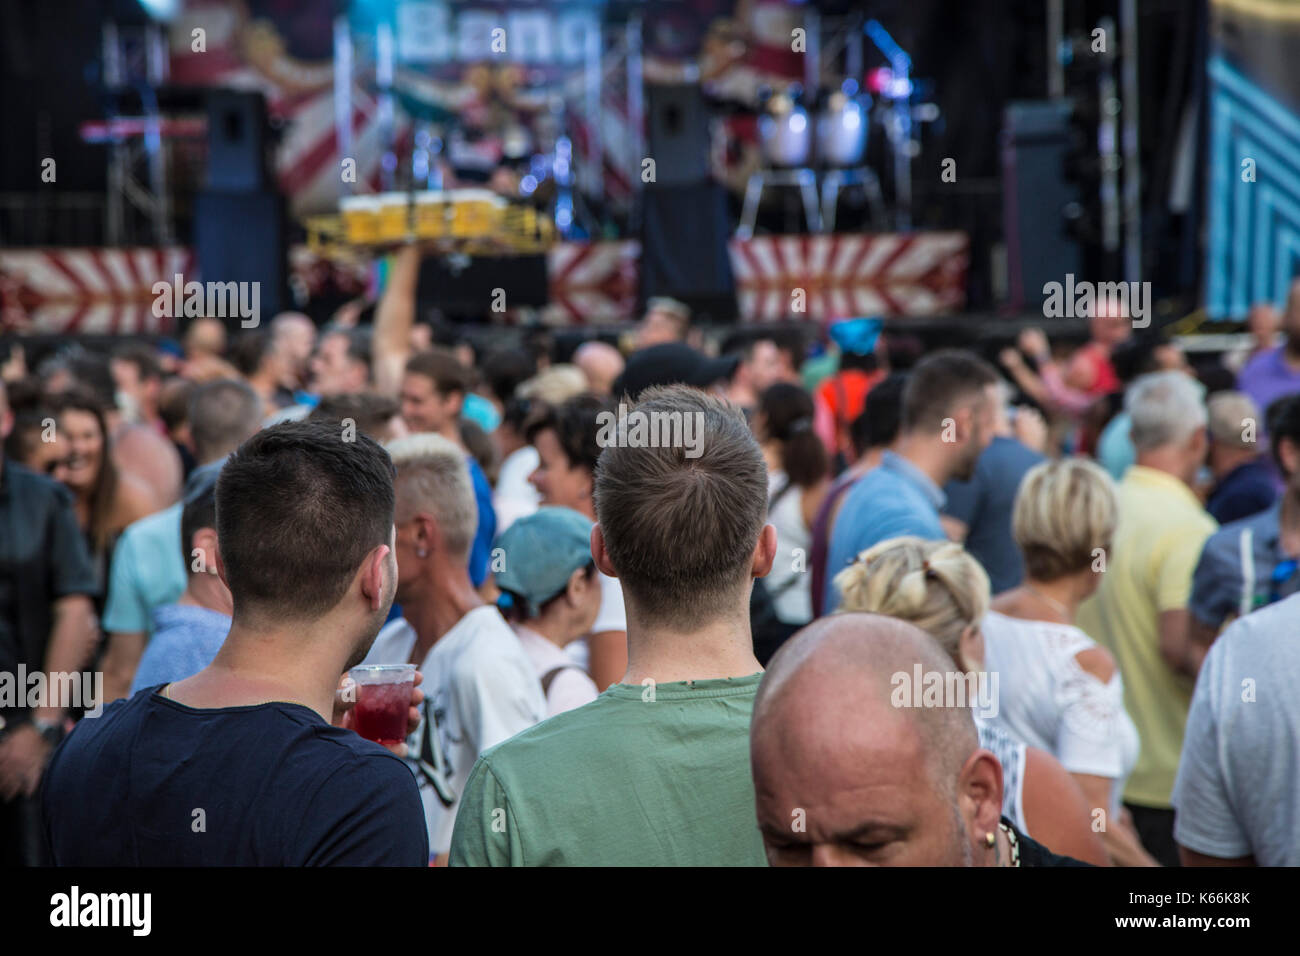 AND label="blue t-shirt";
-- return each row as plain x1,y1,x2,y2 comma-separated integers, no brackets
43,690,429,866
1206,458,1276,526
101,504,186,636
129,604,232,695
824,451,946,611
942,436,1046,594
467,456,496,588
